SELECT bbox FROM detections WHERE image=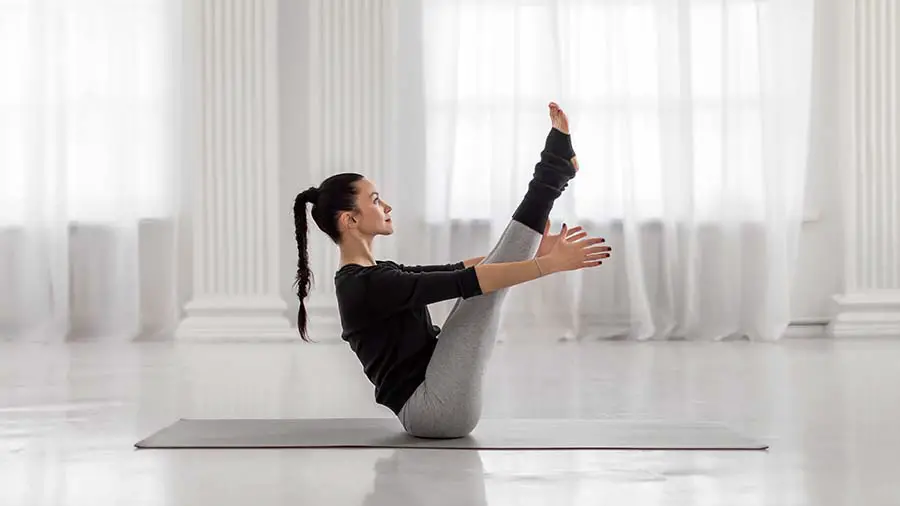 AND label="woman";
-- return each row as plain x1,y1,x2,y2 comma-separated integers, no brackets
293,103,611,438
